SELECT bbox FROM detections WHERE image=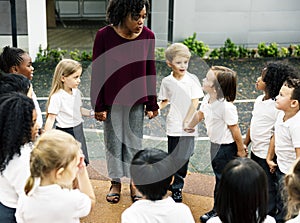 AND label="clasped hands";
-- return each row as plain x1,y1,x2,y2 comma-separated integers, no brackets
94,110,159,122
